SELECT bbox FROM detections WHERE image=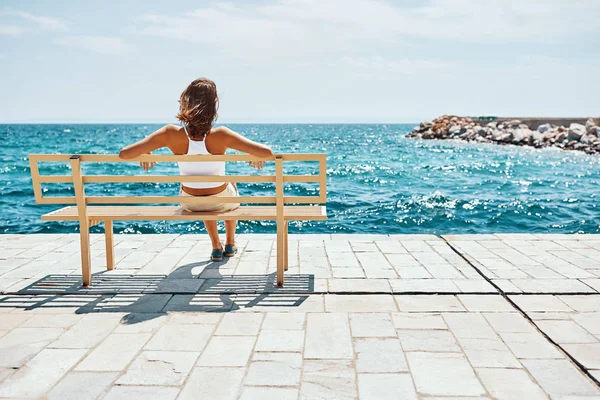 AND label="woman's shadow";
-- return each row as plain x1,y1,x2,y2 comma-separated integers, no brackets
0,250,314,323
